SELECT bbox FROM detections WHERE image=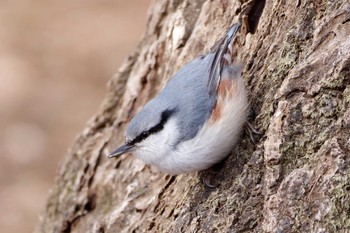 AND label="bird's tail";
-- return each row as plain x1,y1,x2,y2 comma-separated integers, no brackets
208,23,241,96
